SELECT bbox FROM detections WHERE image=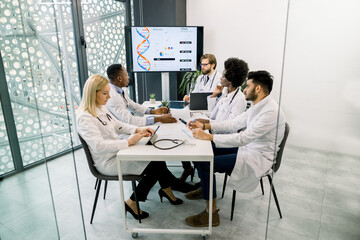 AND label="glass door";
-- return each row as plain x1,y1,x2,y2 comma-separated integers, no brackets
0,0,85,239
